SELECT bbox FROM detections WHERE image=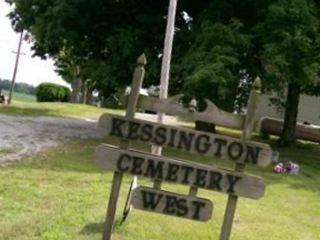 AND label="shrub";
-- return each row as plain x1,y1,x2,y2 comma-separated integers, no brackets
36,83,71,102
